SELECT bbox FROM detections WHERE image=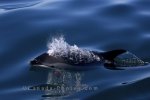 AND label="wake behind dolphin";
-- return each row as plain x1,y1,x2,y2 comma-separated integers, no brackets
30,36,149,70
